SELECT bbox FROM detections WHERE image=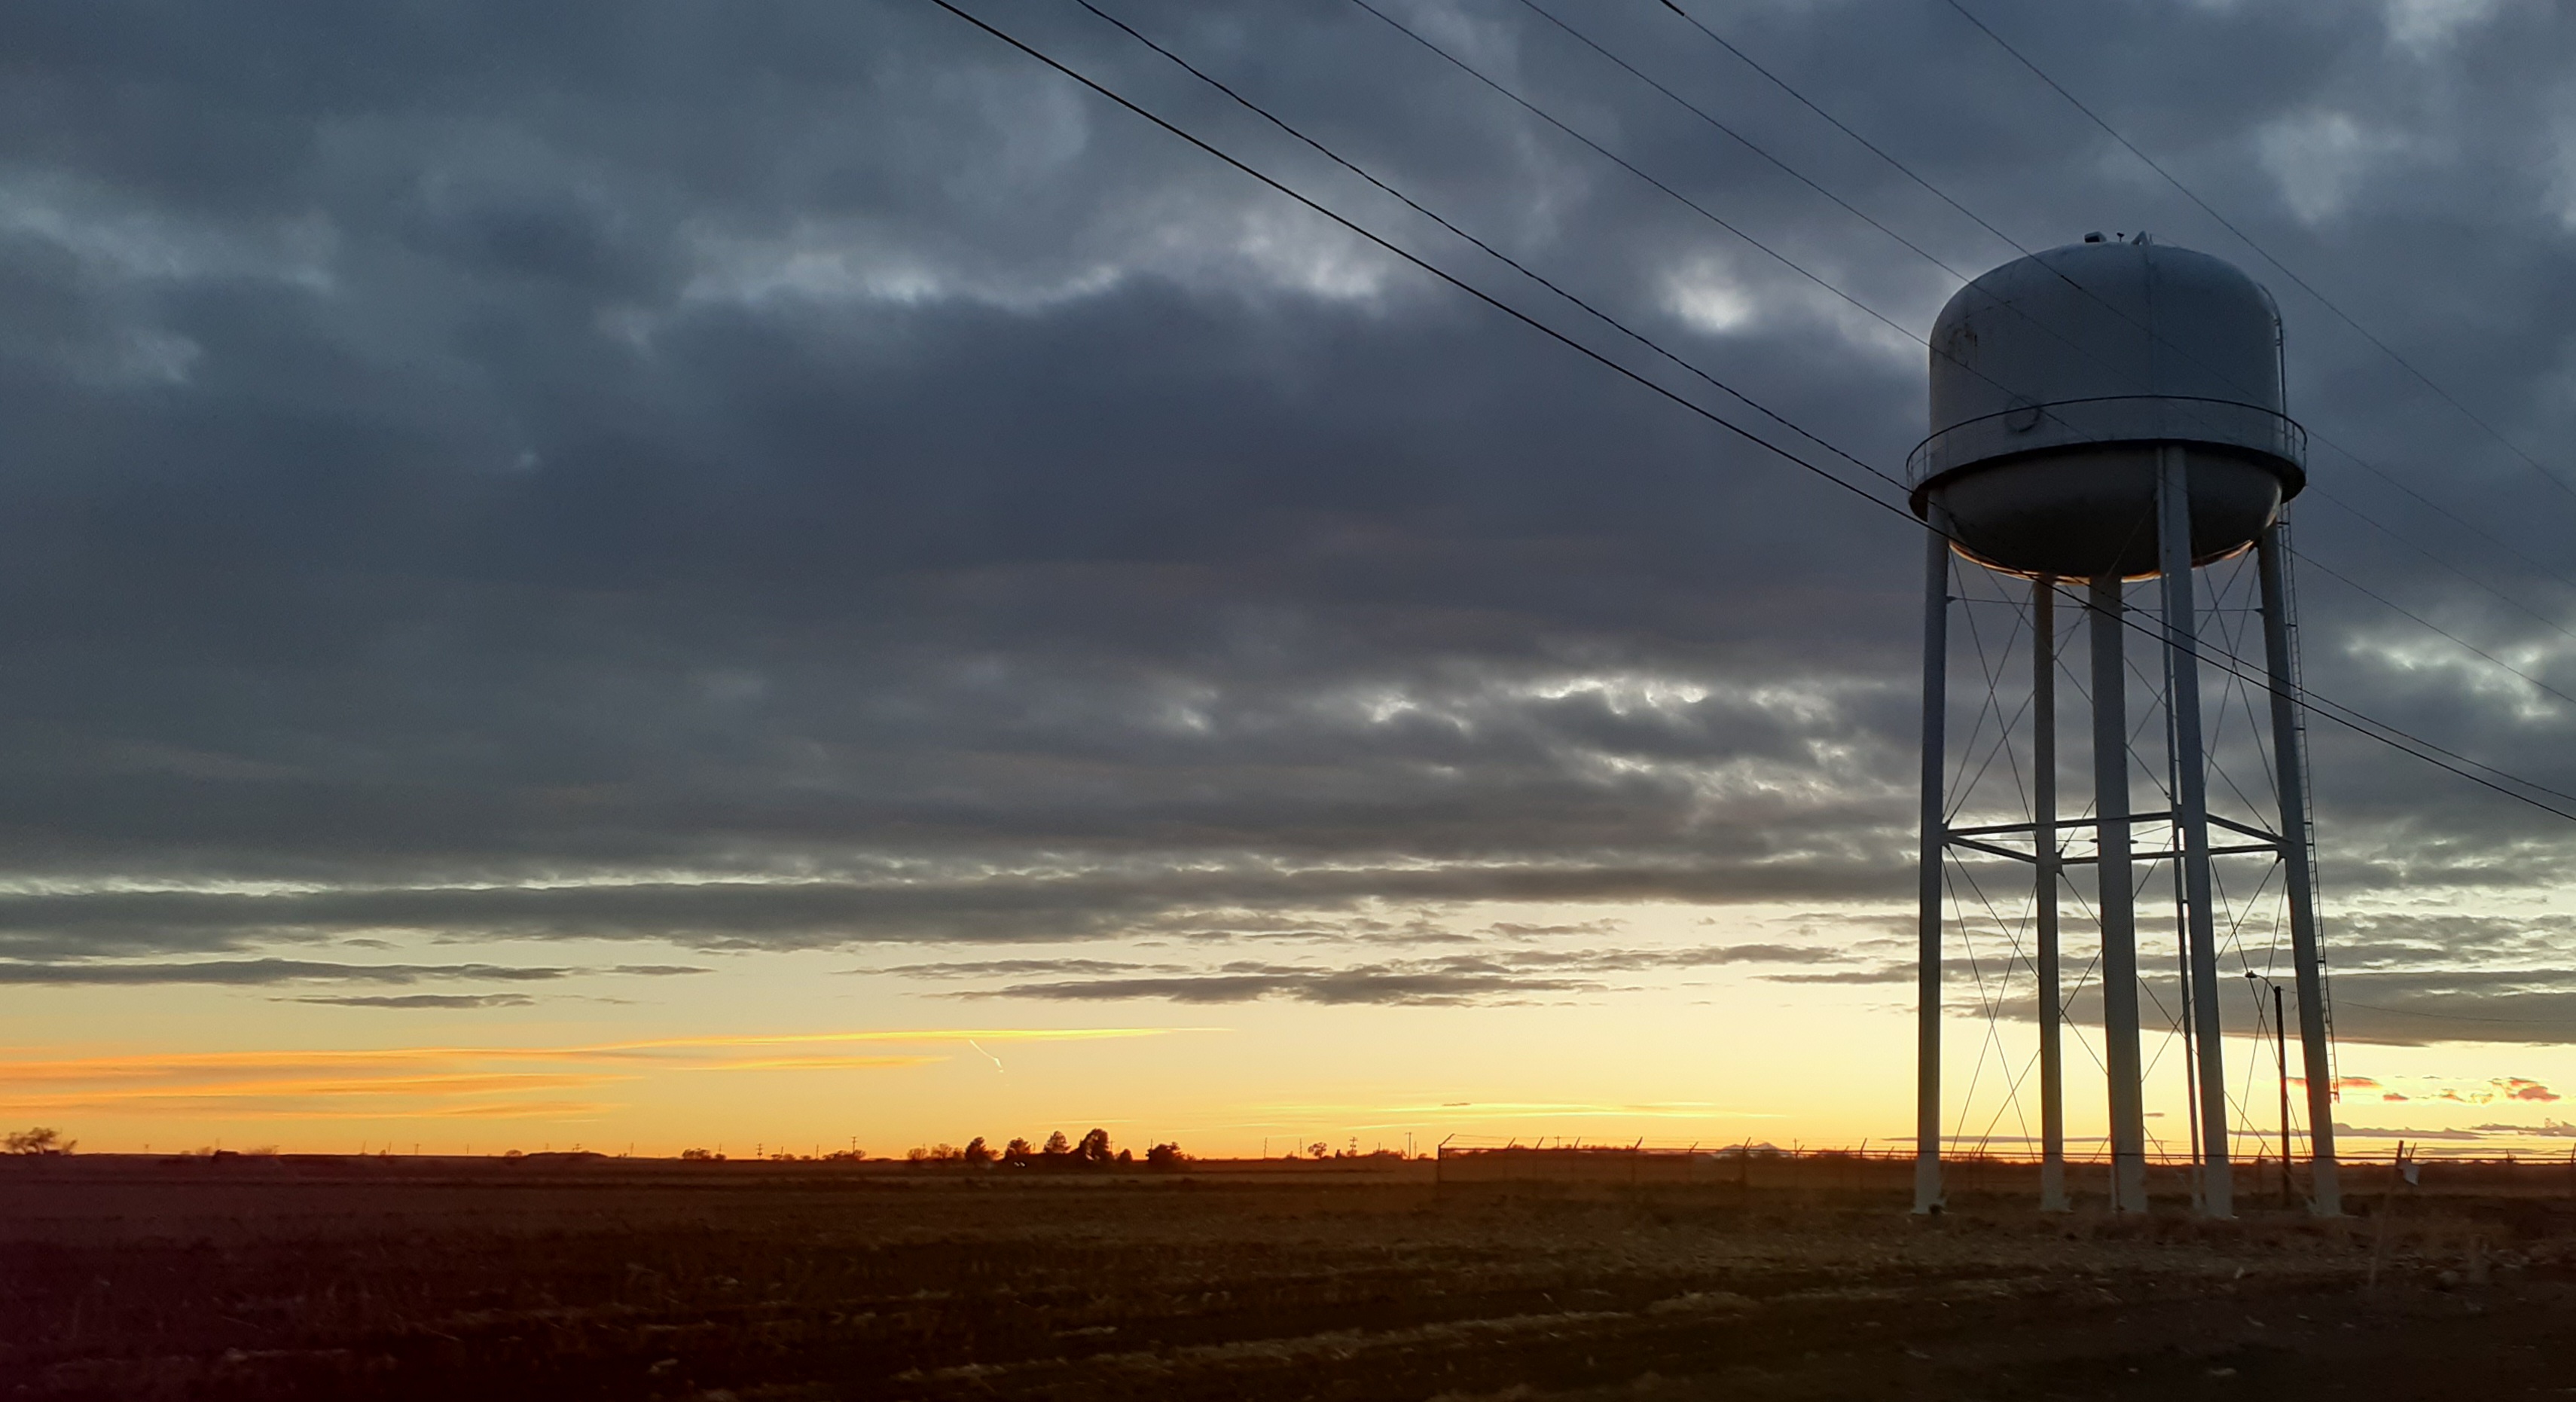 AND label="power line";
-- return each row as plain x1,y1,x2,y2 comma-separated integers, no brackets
922,1,1900,518
1094,0,2576,814
2333,998,2562,1027
2291,547,2576,715
1069,0,1901,496
1941,0,2576,511
1513,0,1980,286
1636,0,2576,658
1296,5,2576,814
975,0,2576,824
2262,644,2576,813
1515,0,2254,454
1341,0,1934,360
2308,443,2576,603
1651,0,2576,614
1655,0,2024,260
2300,490,2576,649
1543,0,2576,651
1528,5,2258,476
1341,0,2203,492
926,0,2576,830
